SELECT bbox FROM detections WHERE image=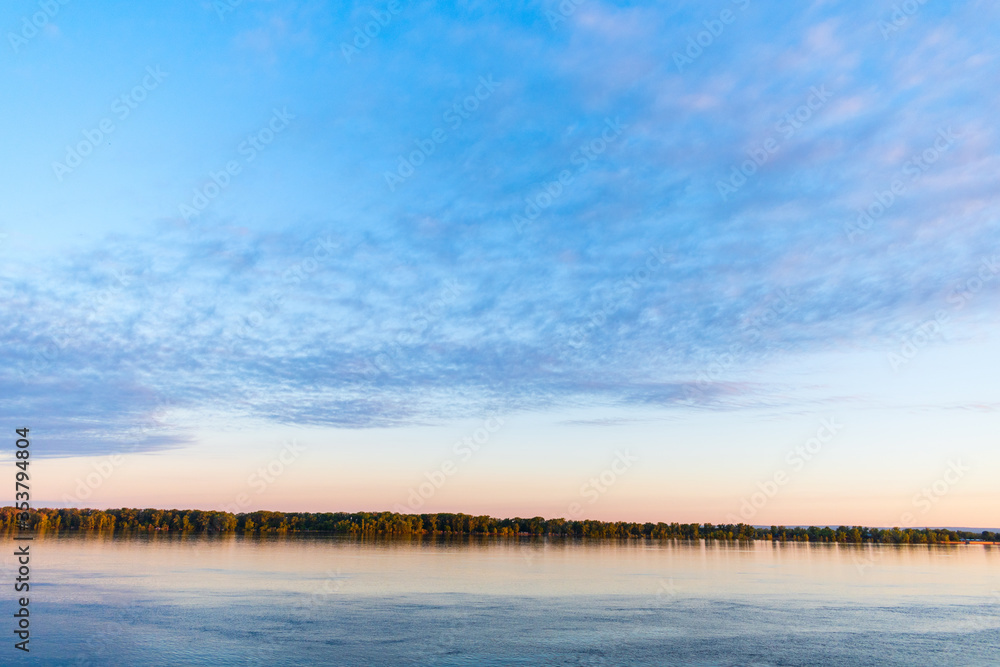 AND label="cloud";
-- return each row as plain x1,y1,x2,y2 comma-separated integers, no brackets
3,1,999,456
